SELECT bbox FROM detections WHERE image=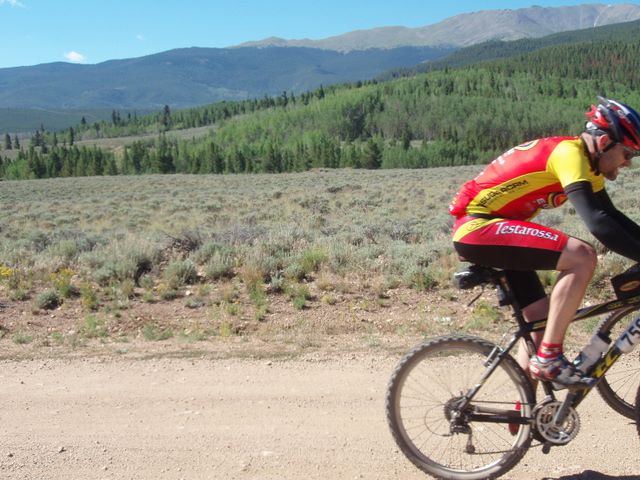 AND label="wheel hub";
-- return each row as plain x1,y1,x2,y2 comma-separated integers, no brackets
443,396,463,421
444,396,471,434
